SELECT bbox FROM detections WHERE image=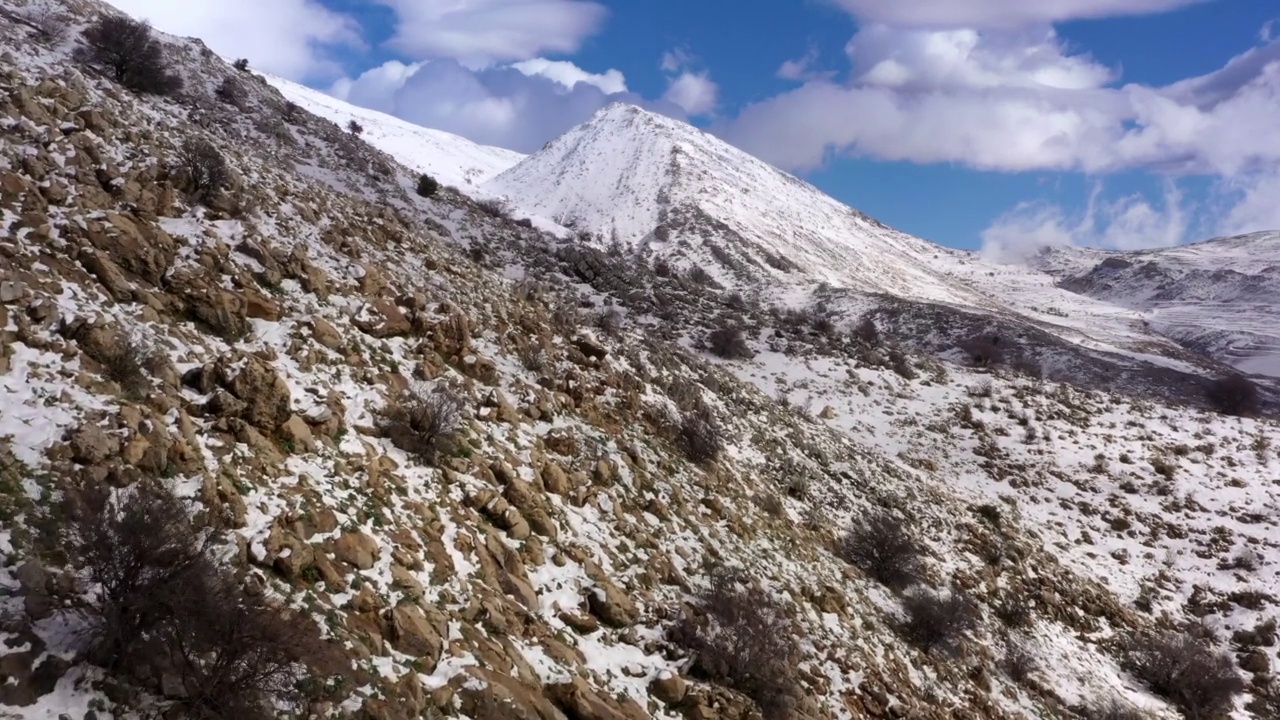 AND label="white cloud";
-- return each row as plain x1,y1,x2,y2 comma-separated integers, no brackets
331,59,681,152
1217,170,1280,236
661,49,695,73
105,0,359,81
830,0,1206,28
373,0,607,66
664,72,719,116
980,181,1188,260
511,59,628,94
778,48,835,82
